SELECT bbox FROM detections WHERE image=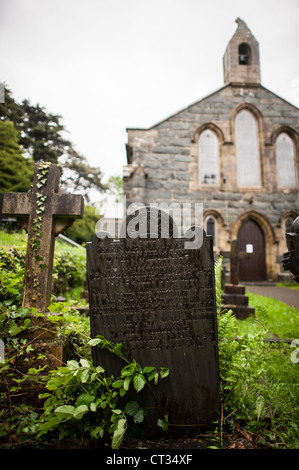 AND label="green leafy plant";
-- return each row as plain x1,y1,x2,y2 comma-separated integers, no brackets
215,256,299,449
52,249,86,296
32,328,169,449
0,299,169,449
0,234,86,302
37,350,168,449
